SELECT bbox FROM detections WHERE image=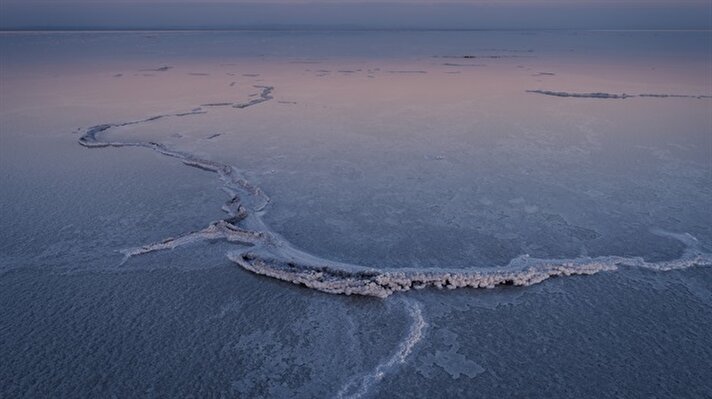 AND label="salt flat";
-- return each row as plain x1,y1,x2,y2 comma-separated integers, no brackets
1,30,711,398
